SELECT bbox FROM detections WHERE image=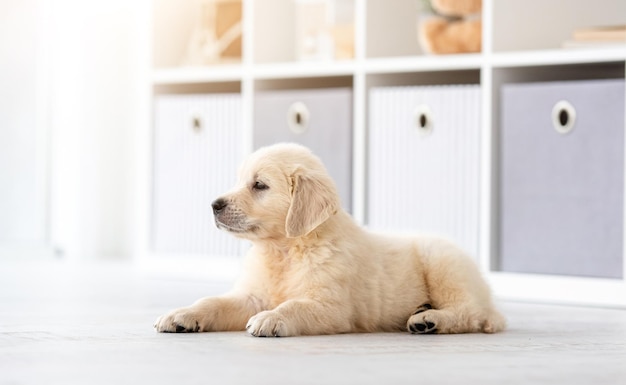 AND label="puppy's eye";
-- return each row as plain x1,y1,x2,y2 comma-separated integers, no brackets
252,181,269,191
